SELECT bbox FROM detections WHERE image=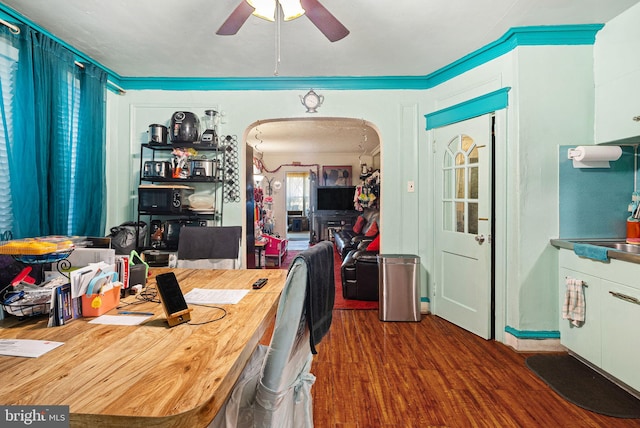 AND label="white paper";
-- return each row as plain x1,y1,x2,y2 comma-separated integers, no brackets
0,339,64,358
88,315,151,325
70,262,116,298
184,288,249,305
